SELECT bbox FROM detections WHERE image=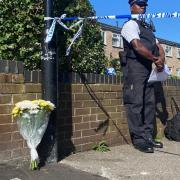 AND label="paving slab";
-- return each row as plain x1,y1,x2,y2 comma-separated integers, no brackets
60,139,180,180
